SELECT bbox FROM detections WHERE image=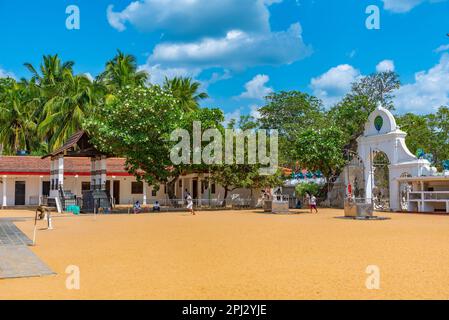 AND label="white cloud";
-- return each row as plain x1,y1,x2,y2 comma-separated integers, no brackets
435,44,449,53
147,23,312,71
239,74,273,100
376,59,395,72
0,68,15,79
394,53,449,113
224,107,243,126
250,104,262,119
310,64,361,107
107,0,279,39
382,0,446,13
138,64,201,85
